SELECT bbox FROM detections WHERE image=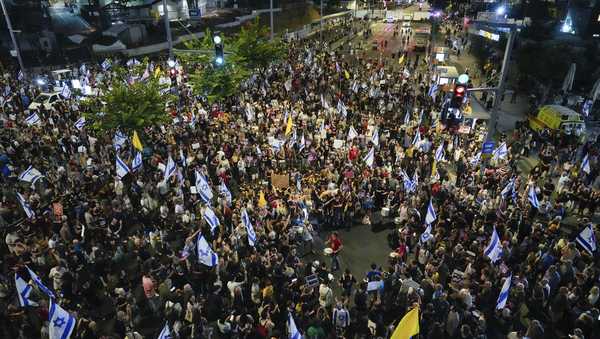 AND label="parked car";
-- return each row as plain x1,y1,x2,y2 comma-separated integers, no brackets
28,92,62,110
